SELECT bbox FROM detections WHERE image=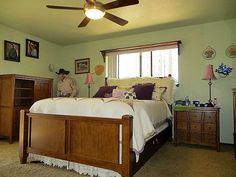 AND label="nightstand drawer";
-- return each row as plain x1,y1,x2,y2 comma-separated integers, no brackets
203,123,216,133
177,121,187,130
177,131,187,143
190,123,201,133
204,112,216,123
189,112,202,122
176,112,188,121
